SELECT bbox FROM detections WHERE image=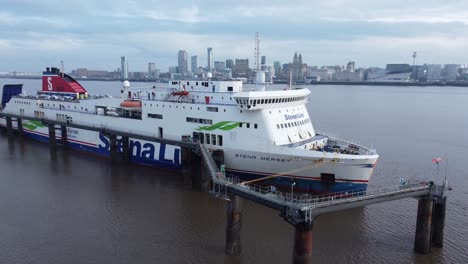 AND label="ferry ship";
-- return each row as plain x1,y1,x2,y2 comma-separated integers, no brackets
0,67,378,193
